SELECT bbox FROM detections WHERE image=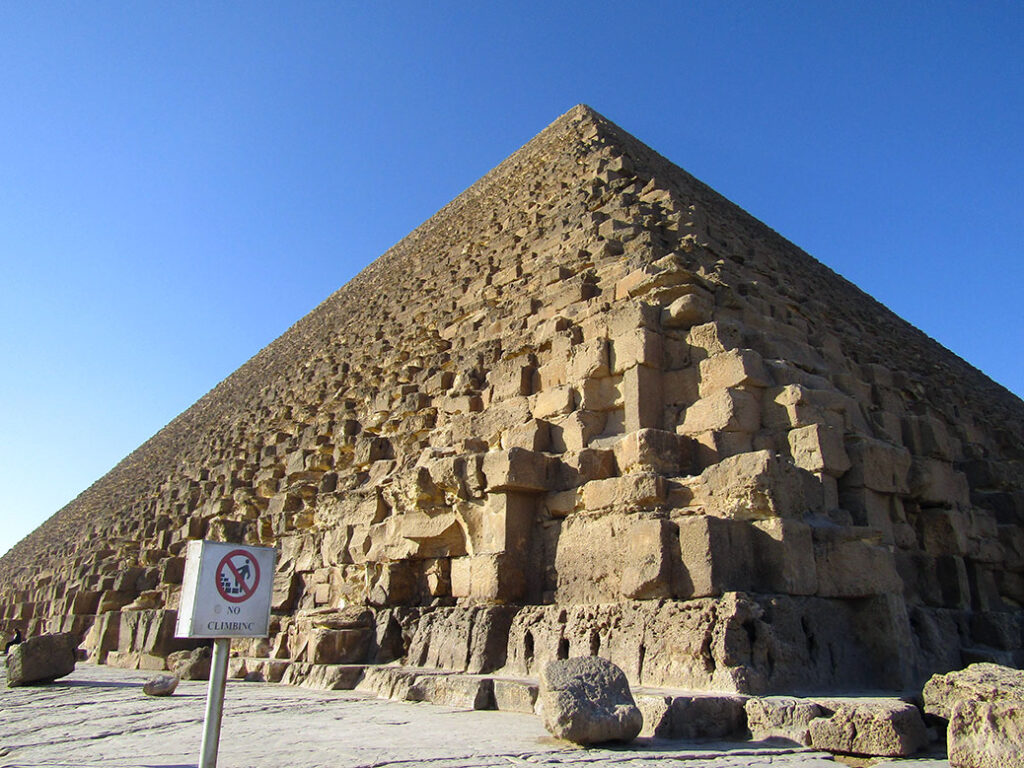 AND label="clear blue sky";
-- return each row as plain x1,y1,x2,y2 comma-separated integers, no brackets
1,2,1021,557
